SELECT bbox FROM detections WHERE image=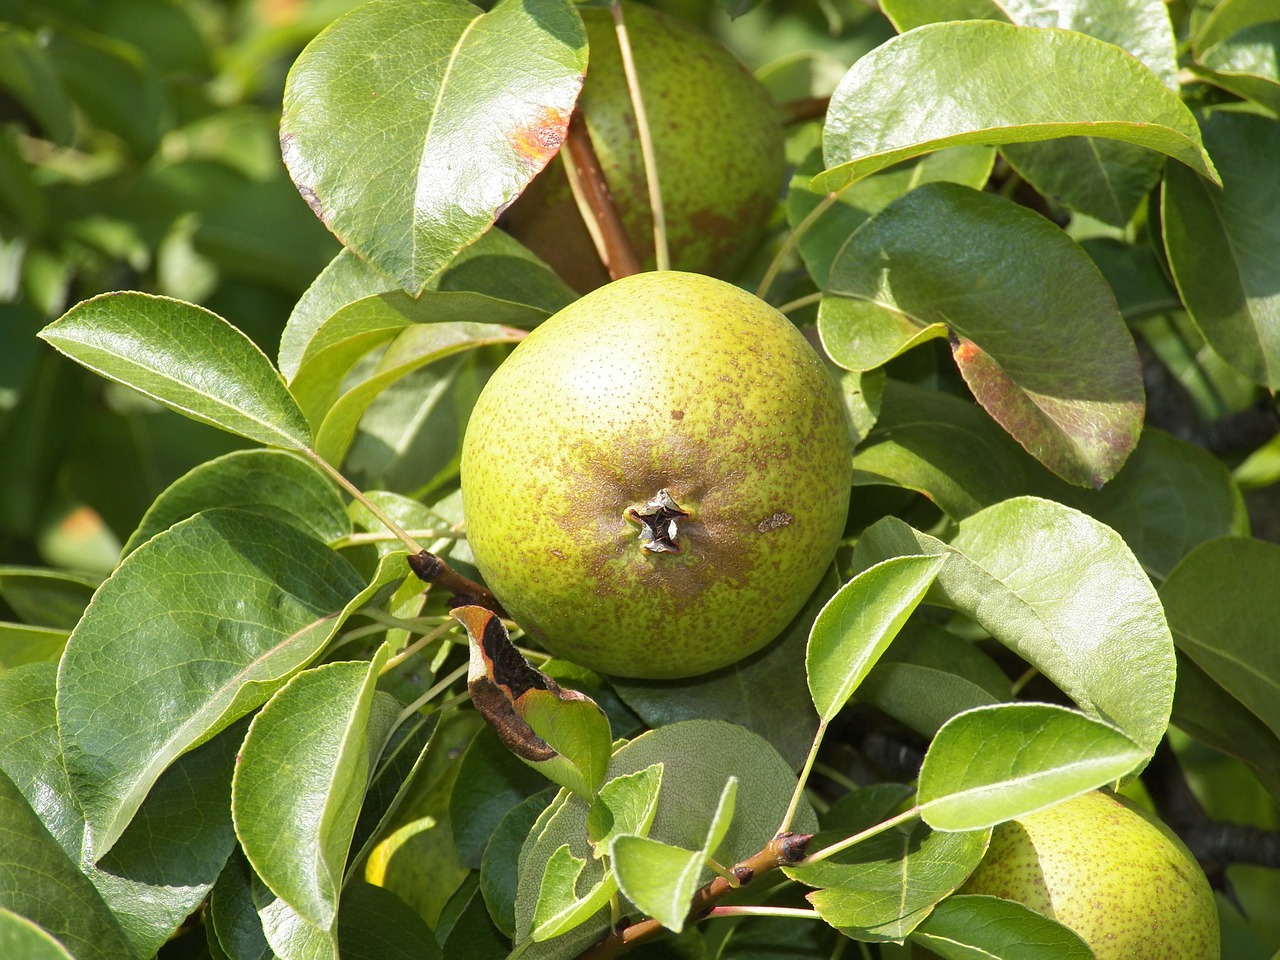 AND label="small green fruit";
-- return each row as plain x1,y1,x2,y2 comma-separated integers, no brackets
502,2,785,291
460,271,851,679
960,790,1220,959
